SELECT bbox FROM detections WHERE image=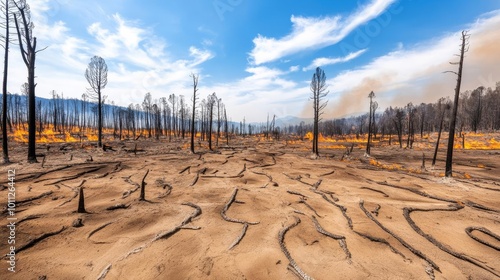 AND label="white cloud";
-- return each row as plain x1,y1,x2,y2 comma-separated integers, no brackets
303,49,367,71
249,0,396,65
321,10,500,118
